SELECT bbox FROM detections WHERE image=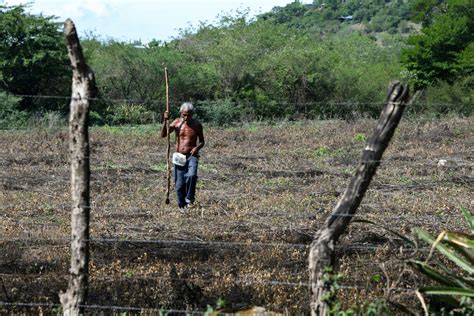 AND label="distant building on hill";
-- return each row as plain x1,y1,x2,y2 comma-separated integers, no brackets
338,15,353,21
